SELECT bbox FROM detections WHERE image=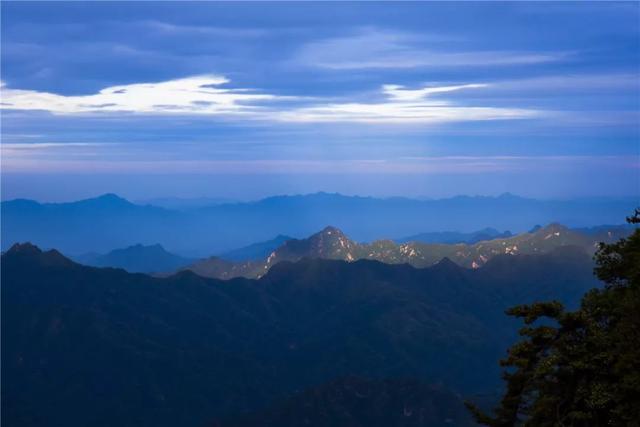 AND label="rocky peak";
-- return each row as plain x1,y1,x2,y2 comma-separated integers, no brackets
318,226,346,237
